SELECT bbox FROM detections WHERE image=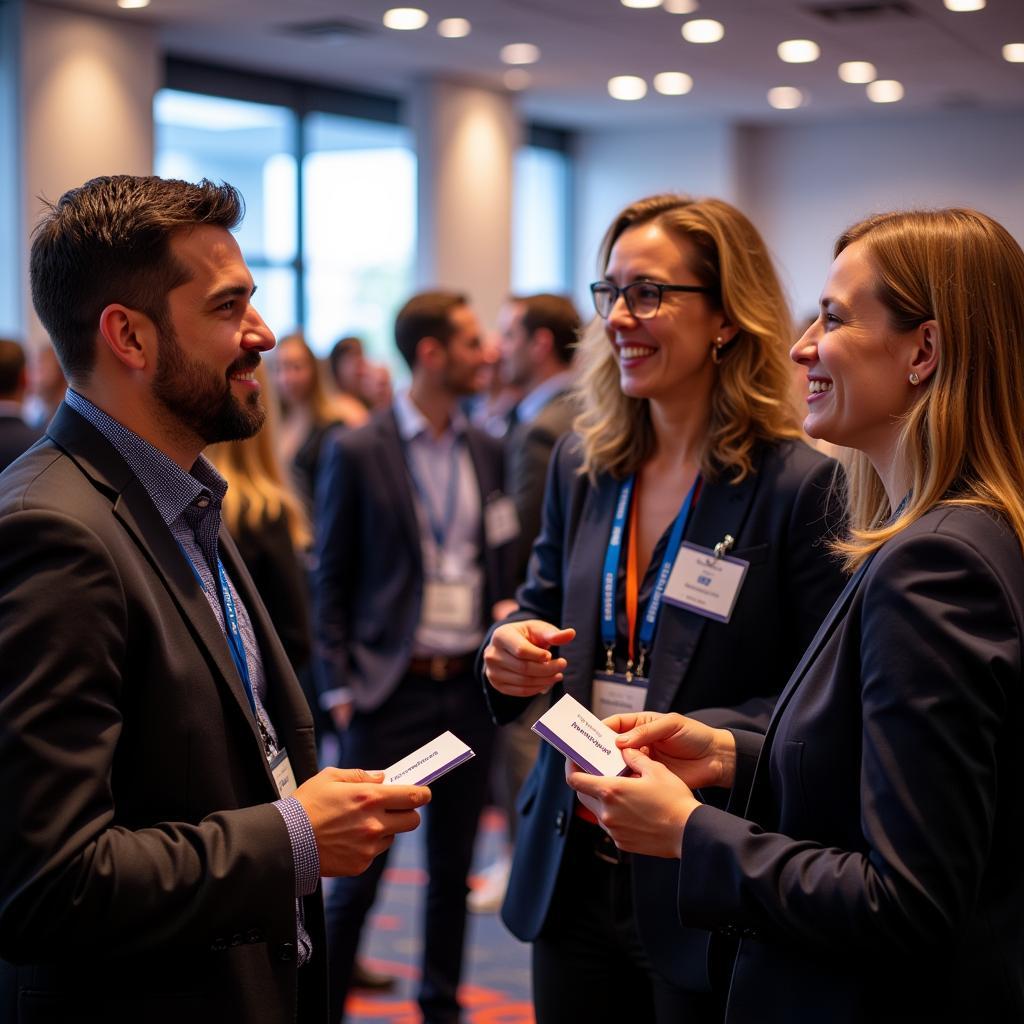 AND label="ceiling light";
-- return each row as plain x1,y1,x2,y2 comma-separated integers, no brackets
767,86,805,110
777,39,820,63
653,72,693,95
1003,43,1024,62
621,0,661,7
838,61,876,83
943,0,985,9
383,7,428,30
662,0,699,12
867,79,904,103
503,69,532,91
437,18,471,38
608,76,648,101
501,43,541,65
116,0,150,8
681,18,724,43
